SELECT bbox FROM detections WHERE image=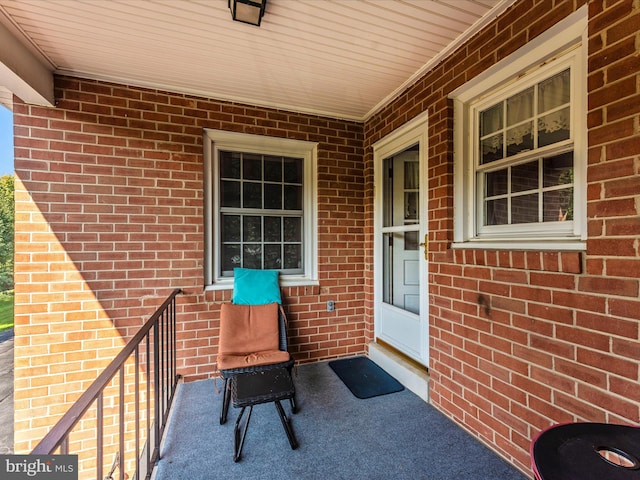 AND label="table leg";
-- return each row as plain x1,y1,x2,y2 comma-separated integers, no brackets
275,400,298,450
233,406,253,462
221,378,231,424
